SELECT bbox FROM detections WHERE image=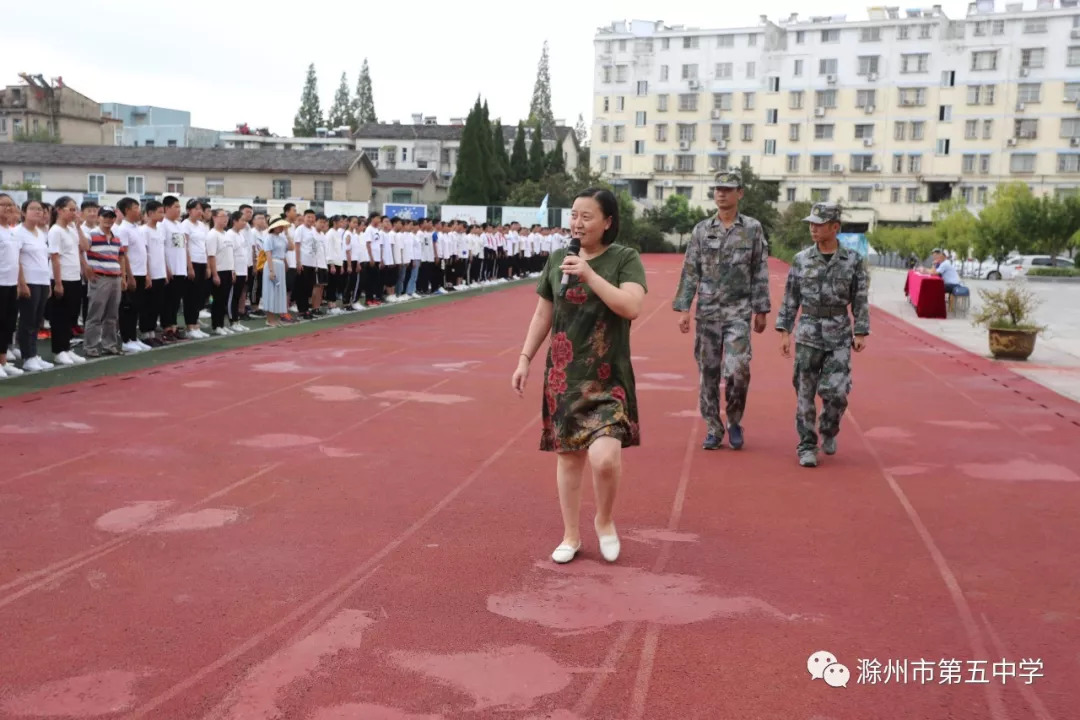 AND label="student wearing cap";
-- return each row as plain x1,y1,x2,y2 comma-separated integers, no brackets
672,169,771,451
81,205,124,357
775,202,870,468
